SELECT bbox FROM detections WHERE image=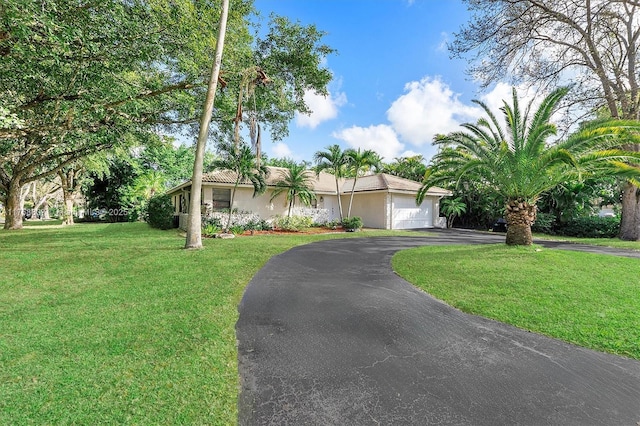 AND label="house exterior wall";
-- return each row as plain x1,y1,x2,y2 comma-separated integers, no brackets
201,184,340,221
169,181,447,230
342,192,388,228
